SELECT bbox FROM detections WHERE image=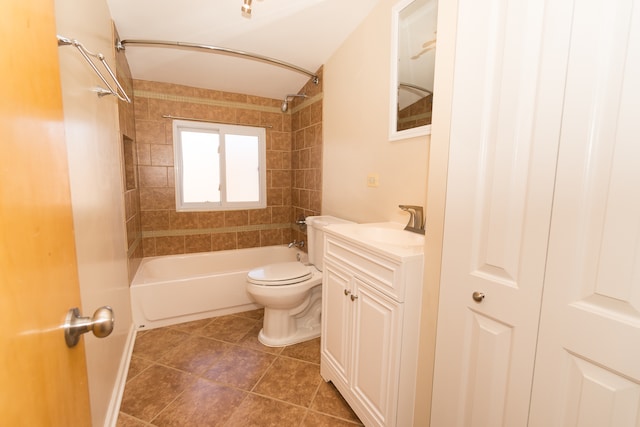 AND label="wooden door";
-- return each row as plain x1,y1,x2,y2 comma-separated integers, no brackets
529,0,640,424
430,0,563,425
0,0,92,425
